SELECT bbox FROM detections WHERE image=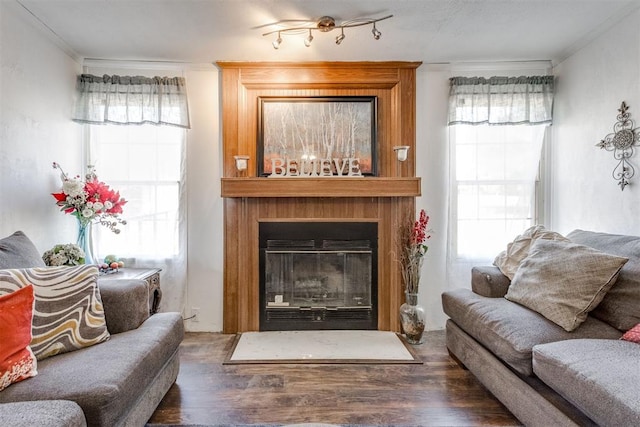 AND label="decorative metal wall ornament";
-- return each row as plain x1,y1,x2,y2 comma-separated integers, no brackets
596,102,639,190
